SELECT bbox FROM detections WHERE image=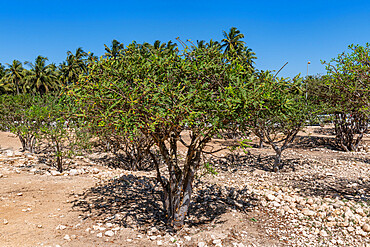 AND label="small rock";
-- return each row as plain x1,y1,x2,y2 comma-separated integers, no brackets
97,233,103,238
50,170,61,176
63,234,71,241
356,229,367,237
150,236,157,240
37,225,43,228
306,198,314,205
184,236,192,241
5,150,14,157
302,208,315,216
105,230,114,237
213,239,222,244
3,219,8,225
157,240,163,245
198,242,207,247
69,169,79,176
362,223,370,232
355,208,365,216
266,194,276,201
56,224,67,230
319,230,328,237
